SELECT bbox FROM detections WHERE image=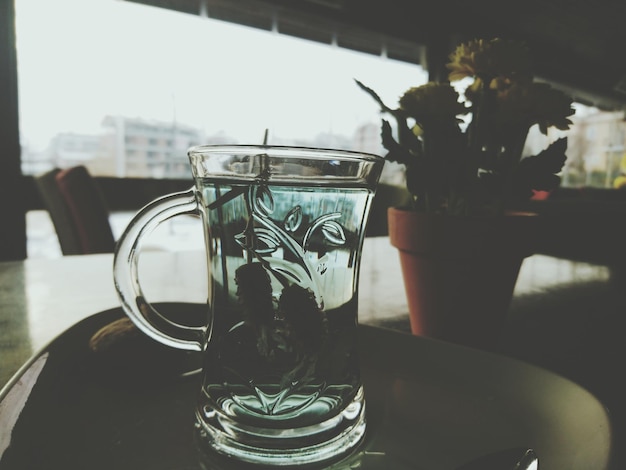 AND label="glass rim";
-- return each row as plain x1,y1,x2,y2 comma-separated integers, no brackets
187,144,384,163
